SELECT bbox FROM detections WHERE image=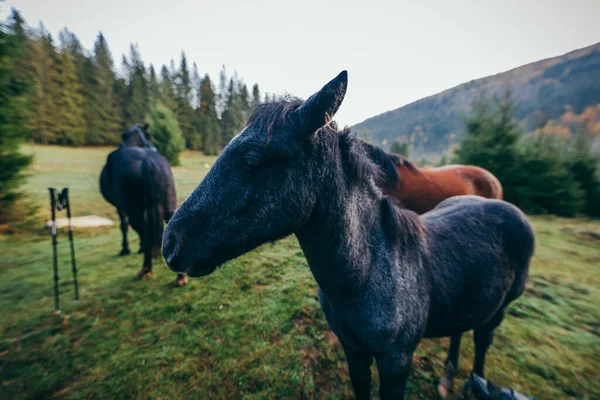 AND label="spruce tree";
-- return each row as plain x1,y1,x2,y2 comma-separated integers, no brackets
251,83,260,108
390,141,409,157
197,74,221,155
0,12,33,218
173,51,195,147
123,44,149,126
220,78,240,146
565,132,600,216
148,64,159,104
86,32,121,144
28,25,59,143
54,46,86,145
516,133,584,216
217,64,227,117
158,64,177,112
454,90,522,204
